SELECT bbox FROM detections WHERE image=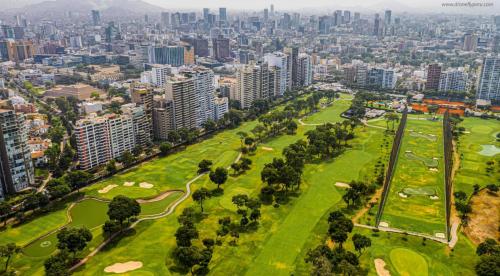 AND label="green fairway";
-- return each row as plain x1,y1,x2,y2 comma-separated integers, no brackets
302,94,352,124
390,248,428,276
381,116,447,236
140,191,183,216
454,118,500,195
